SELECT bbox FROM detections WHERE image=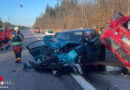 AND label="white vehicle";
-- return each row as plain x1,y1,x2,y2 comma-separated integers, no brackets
45,29,55,36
